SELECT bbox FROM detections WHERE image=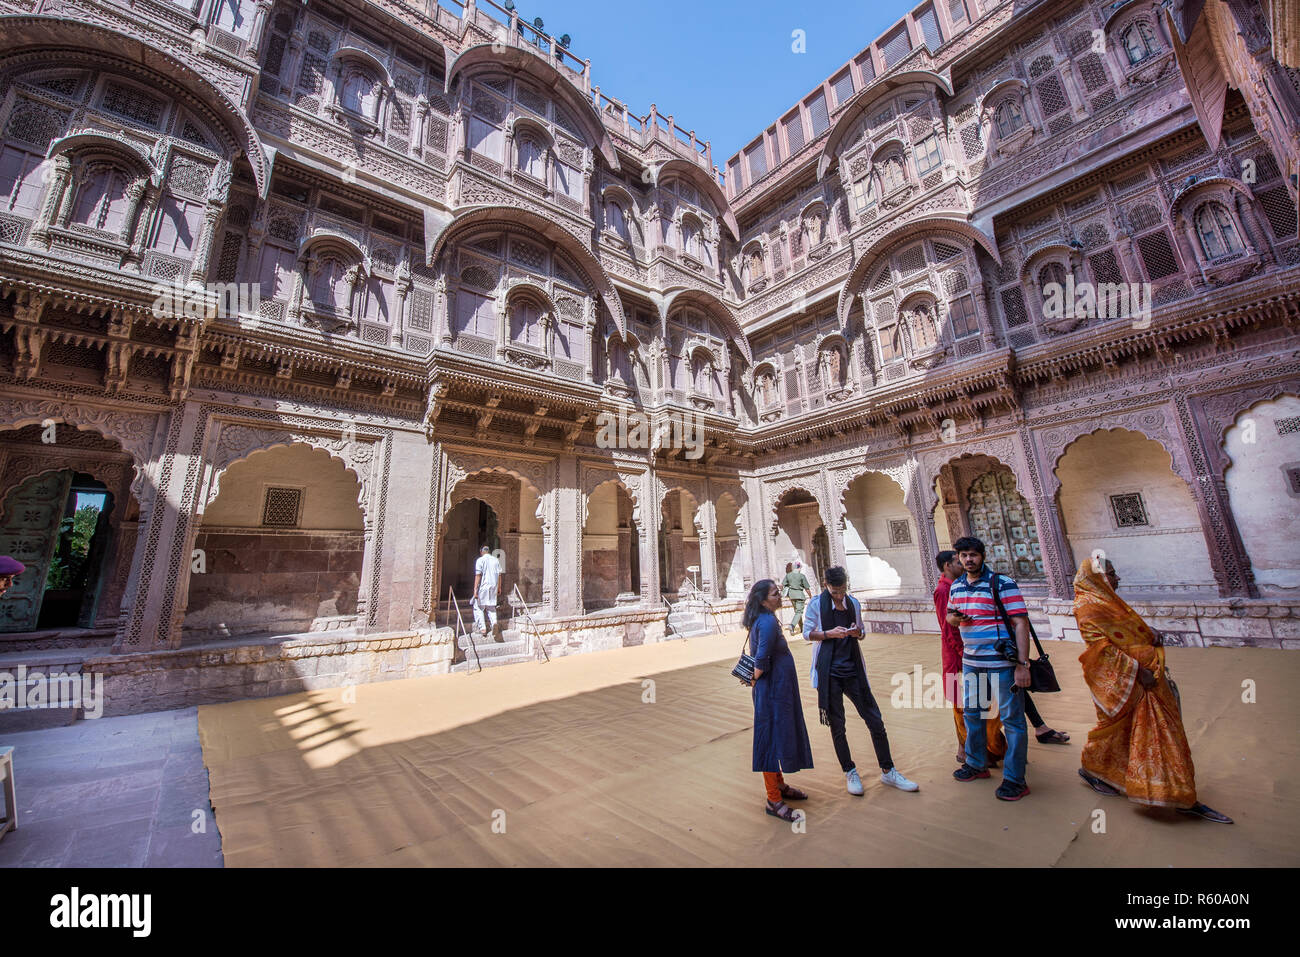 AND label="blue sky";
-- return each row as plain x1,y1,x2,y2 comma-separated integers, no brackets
467,0,913,166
